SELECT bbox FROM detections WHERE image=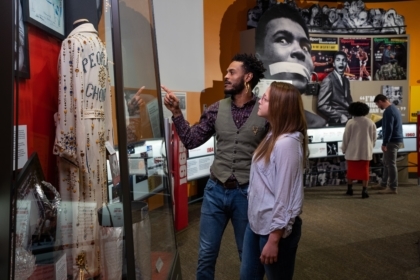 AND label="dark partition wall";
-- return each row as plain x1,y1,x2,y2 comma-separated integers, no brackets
0,0,14,277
